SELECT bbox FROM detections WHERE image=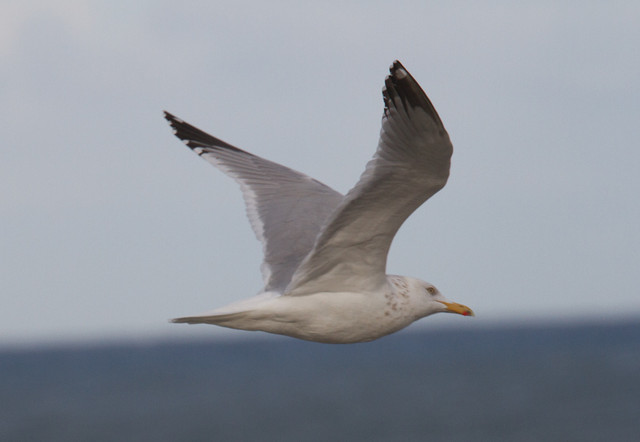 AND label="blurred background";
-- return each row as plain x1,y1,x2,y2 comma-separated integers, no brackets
1,1,639,440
